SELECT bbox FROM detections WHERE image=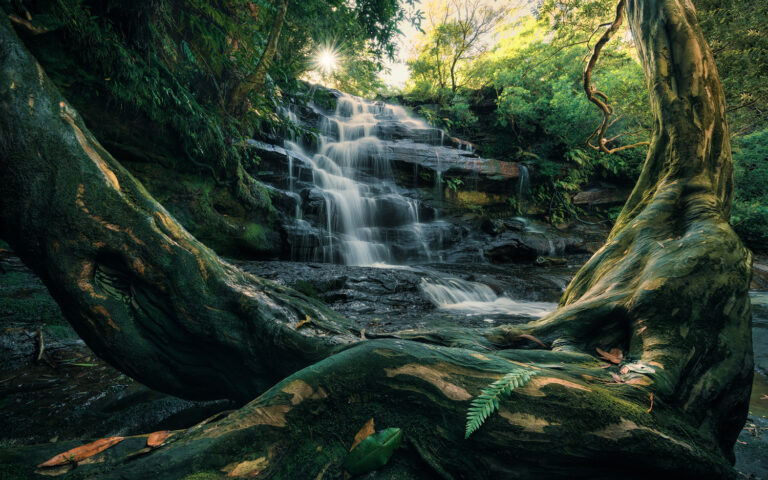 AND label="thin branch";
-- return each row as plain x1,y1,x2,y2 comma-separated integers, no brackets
606,127,649,143
726,98,759,113
583,0,649,155
8,14,51,35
